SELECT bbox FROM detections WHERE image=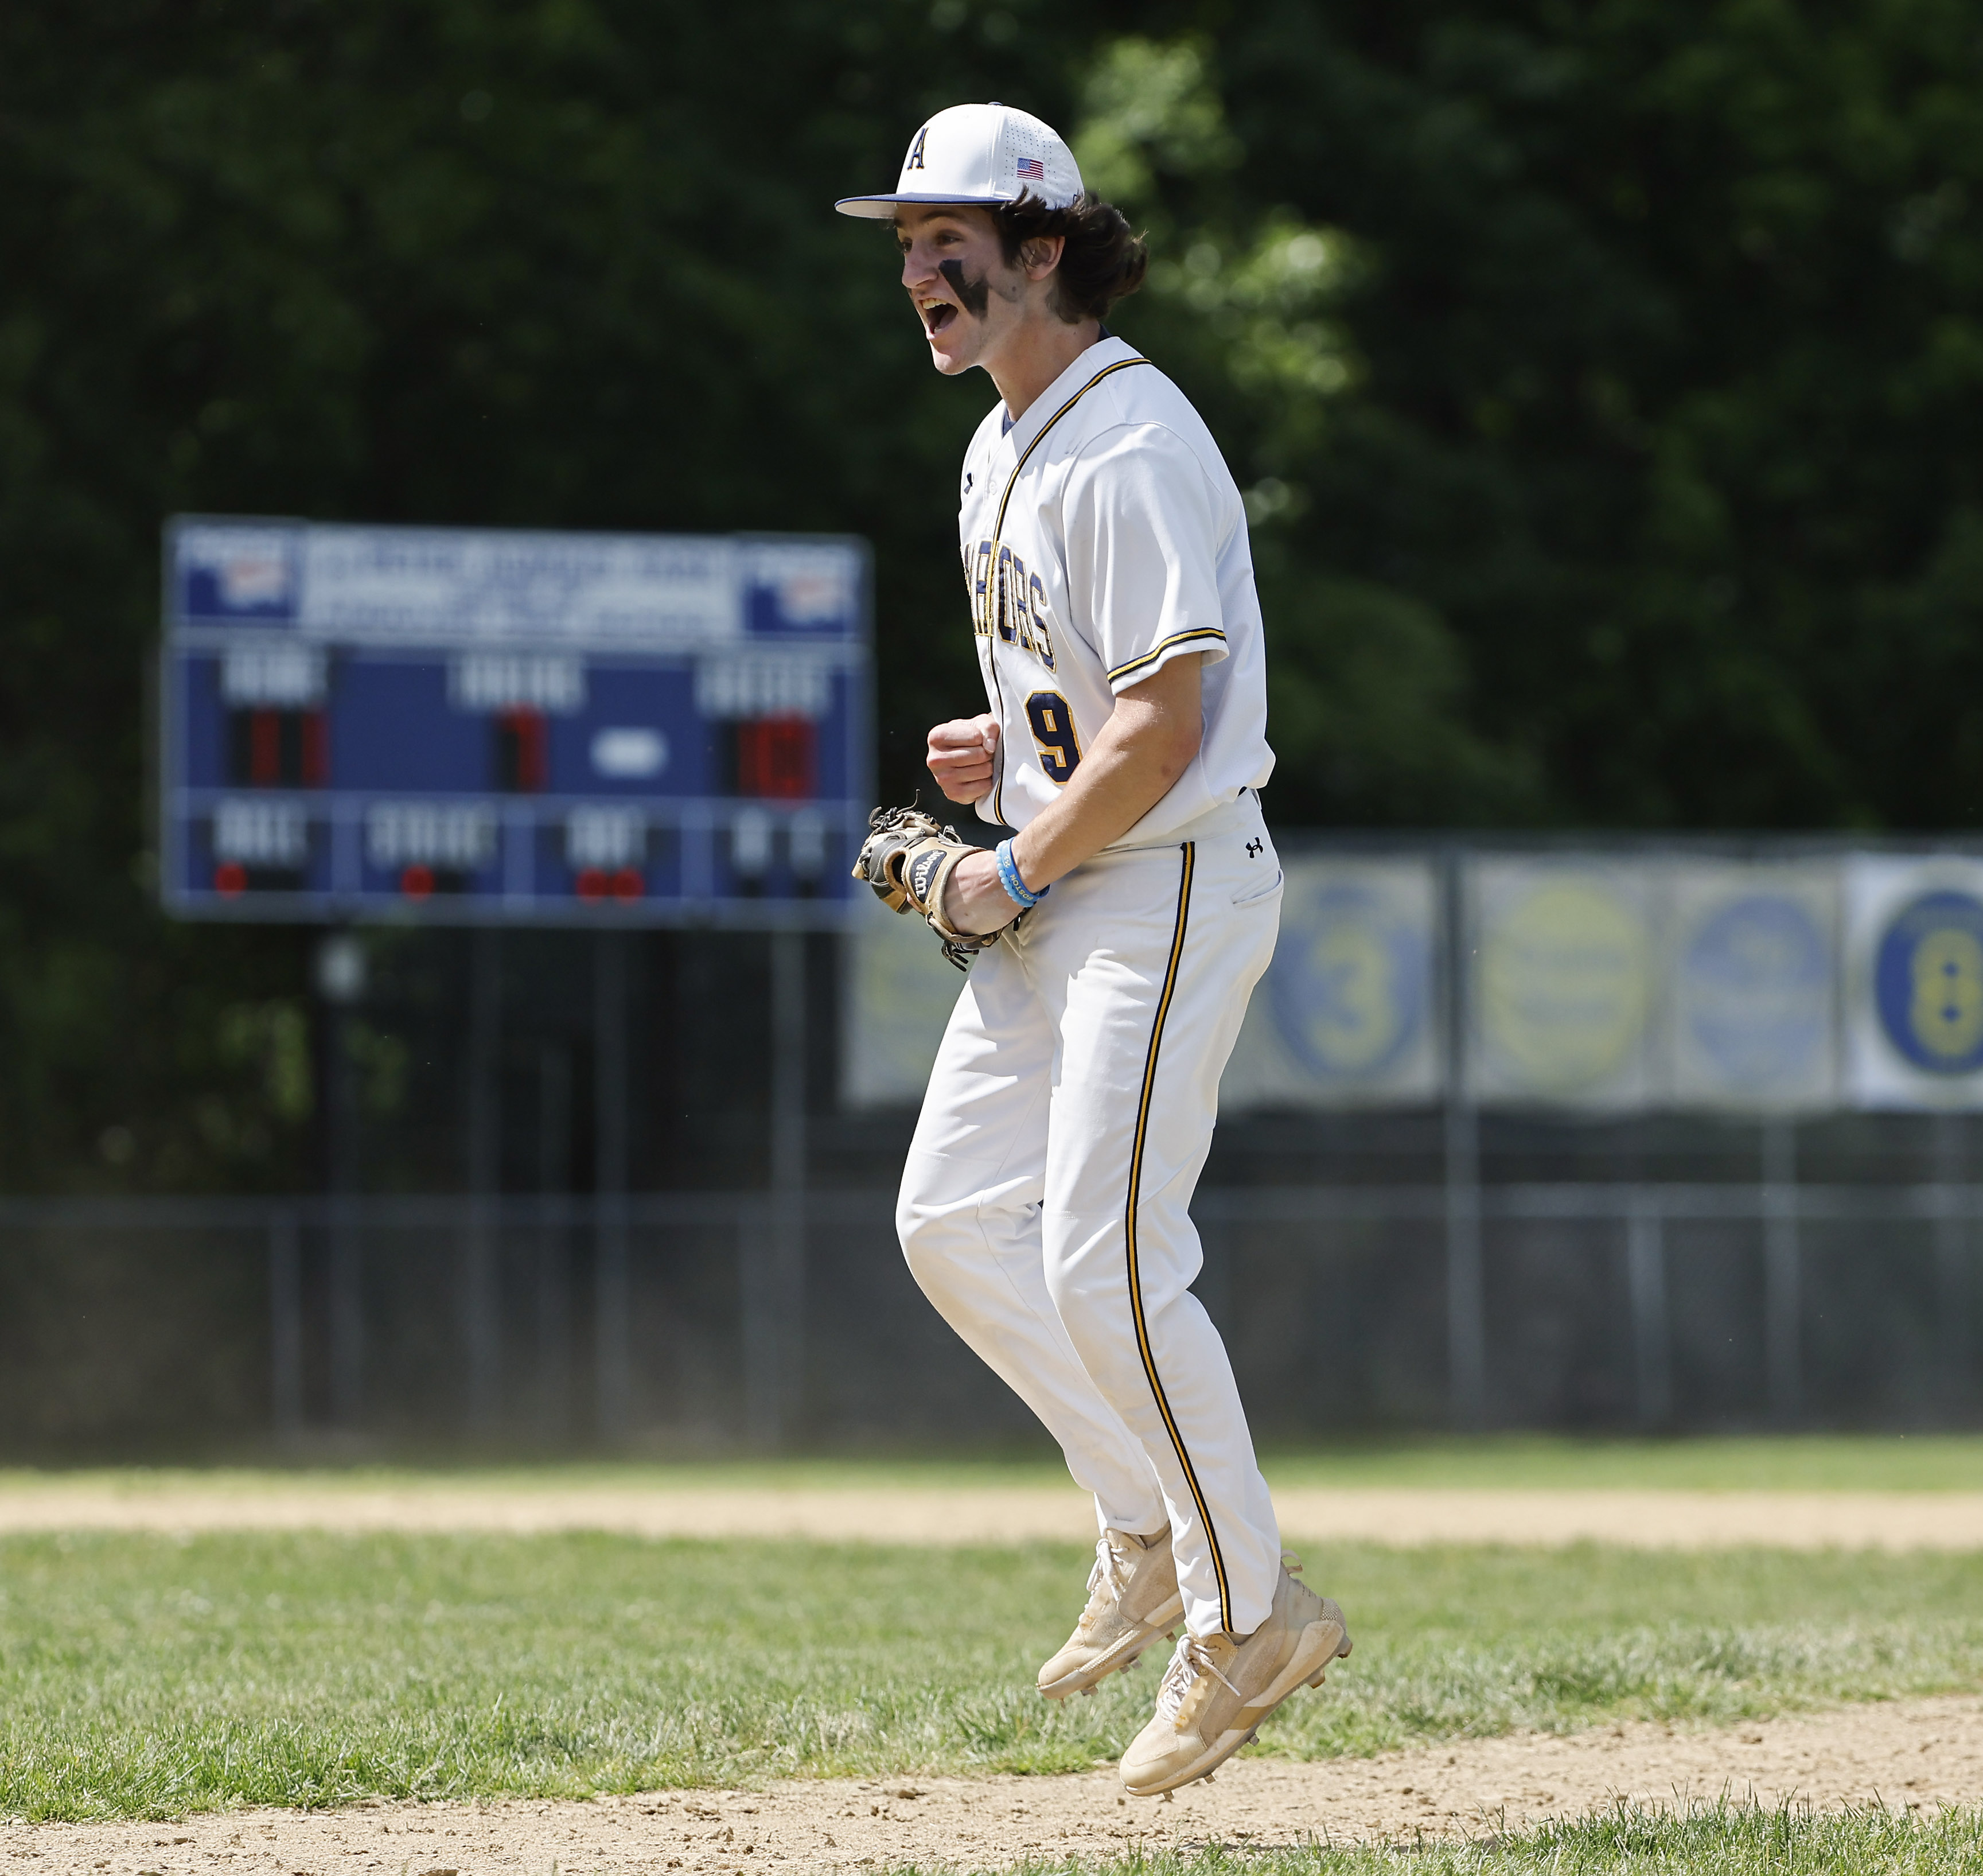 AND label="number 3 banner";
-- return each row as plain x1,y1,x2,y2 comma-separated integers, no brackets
1844,855,1983,1108
1220,857,1442,1108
